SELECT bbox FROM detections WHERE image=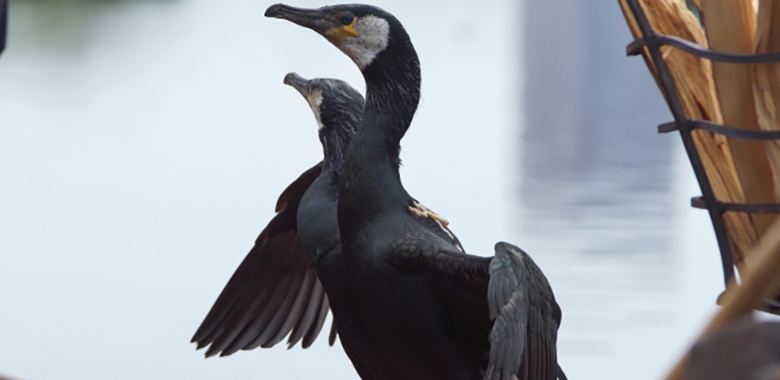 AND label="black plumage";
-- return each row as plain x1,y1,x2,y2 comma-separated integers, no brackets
265,4,567,380
190,160,330,357
190,74,365,357
191,72,463,379
285,74,407,379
